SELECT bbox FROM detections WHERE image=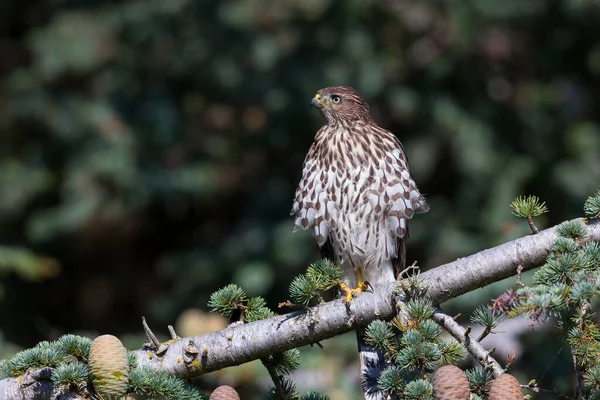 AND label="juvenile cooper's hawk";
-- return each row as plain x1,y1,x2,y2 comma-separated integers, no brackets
291,86,428,400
